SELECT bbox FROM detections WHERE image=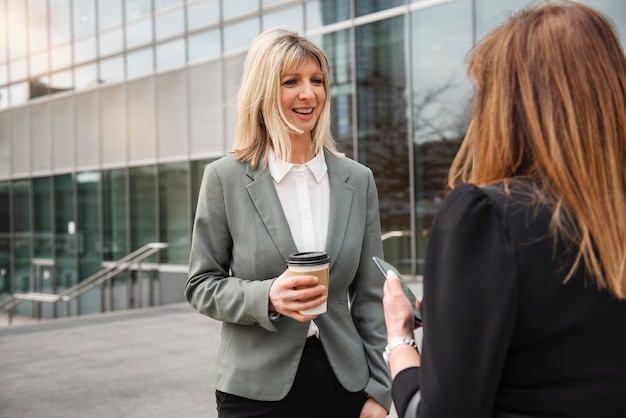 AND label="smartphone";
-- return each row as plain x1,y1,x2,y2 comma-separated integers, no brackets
373,256,423,326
